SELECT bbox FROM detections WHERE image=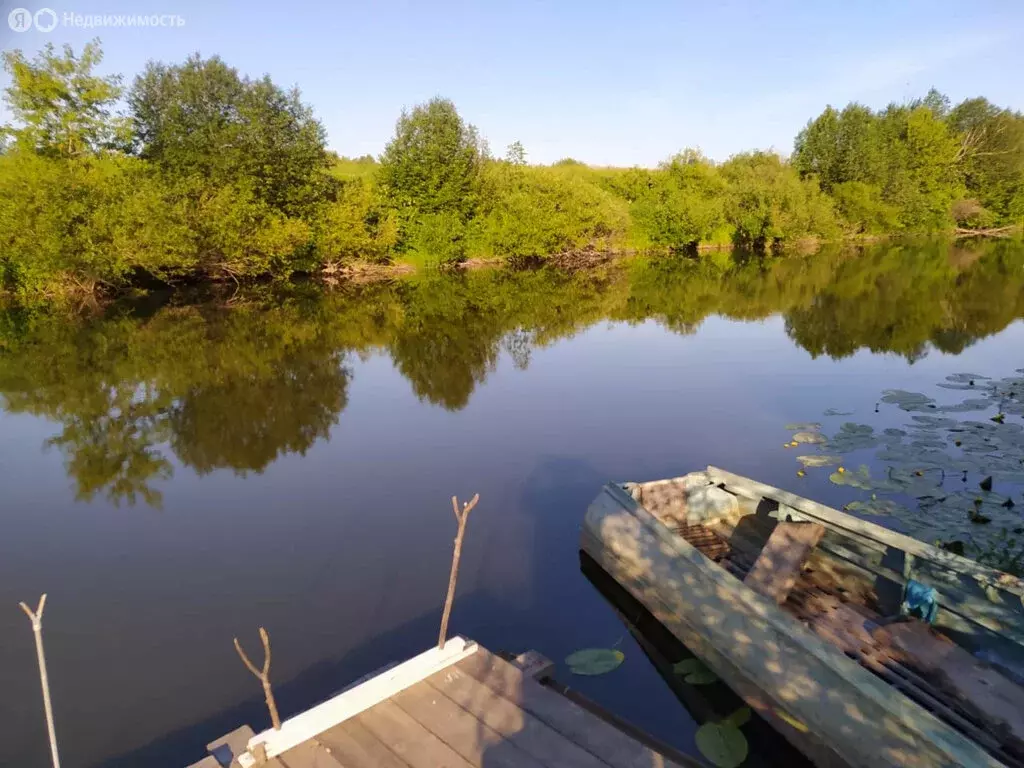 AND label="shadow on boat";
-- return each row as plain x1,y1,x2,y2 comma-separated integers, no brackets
580,551,812,768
